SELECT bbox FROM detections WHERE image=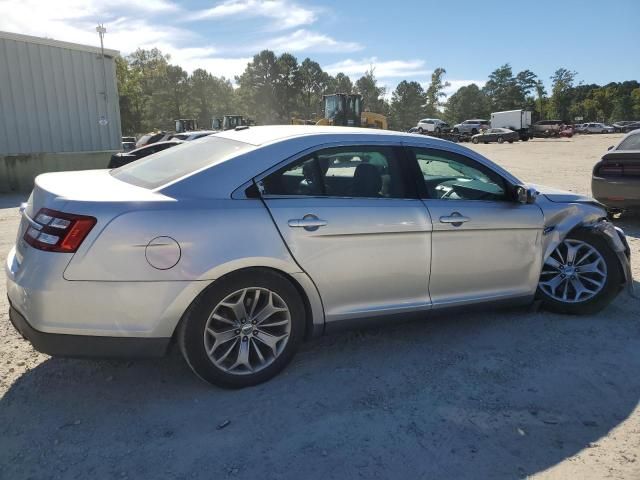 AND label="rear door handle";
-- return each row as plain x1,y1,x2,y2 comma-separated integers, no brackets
439,212,470,226
288,214,327,231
